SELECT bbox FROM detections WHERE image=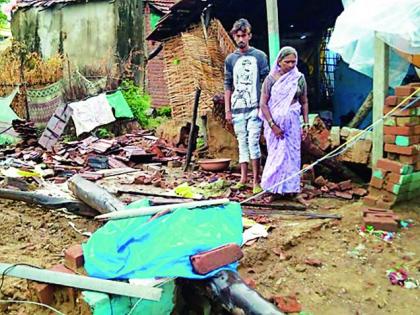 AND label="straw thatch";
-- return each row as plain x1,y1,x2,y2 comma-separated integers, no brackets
162,19,235,122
